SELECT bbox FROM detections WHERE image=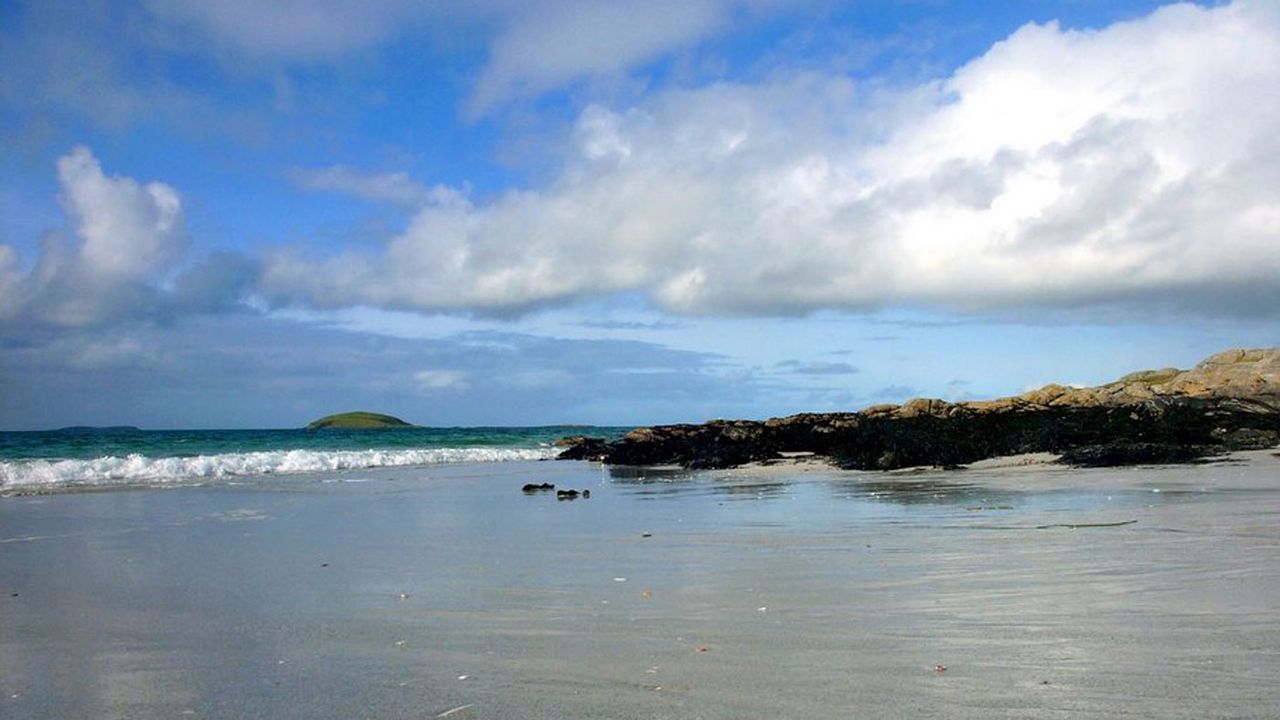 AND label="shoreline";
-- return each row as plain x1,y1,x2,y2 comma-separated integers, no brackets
7,447,1278,499
558,348,1280,471
4,452,1279,718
